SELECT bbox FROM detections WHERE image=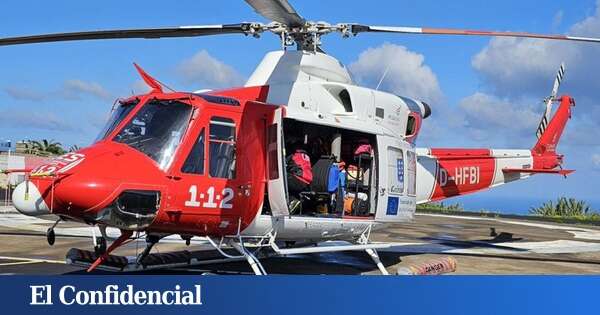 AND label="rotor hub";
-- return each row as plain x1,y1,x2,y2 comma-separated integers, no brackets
245,21,350,51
